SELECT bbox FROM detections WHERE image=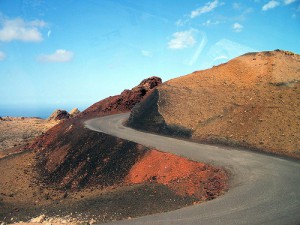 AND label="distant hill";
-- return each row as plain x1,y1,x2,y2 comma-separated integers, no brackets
129,50,300,158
